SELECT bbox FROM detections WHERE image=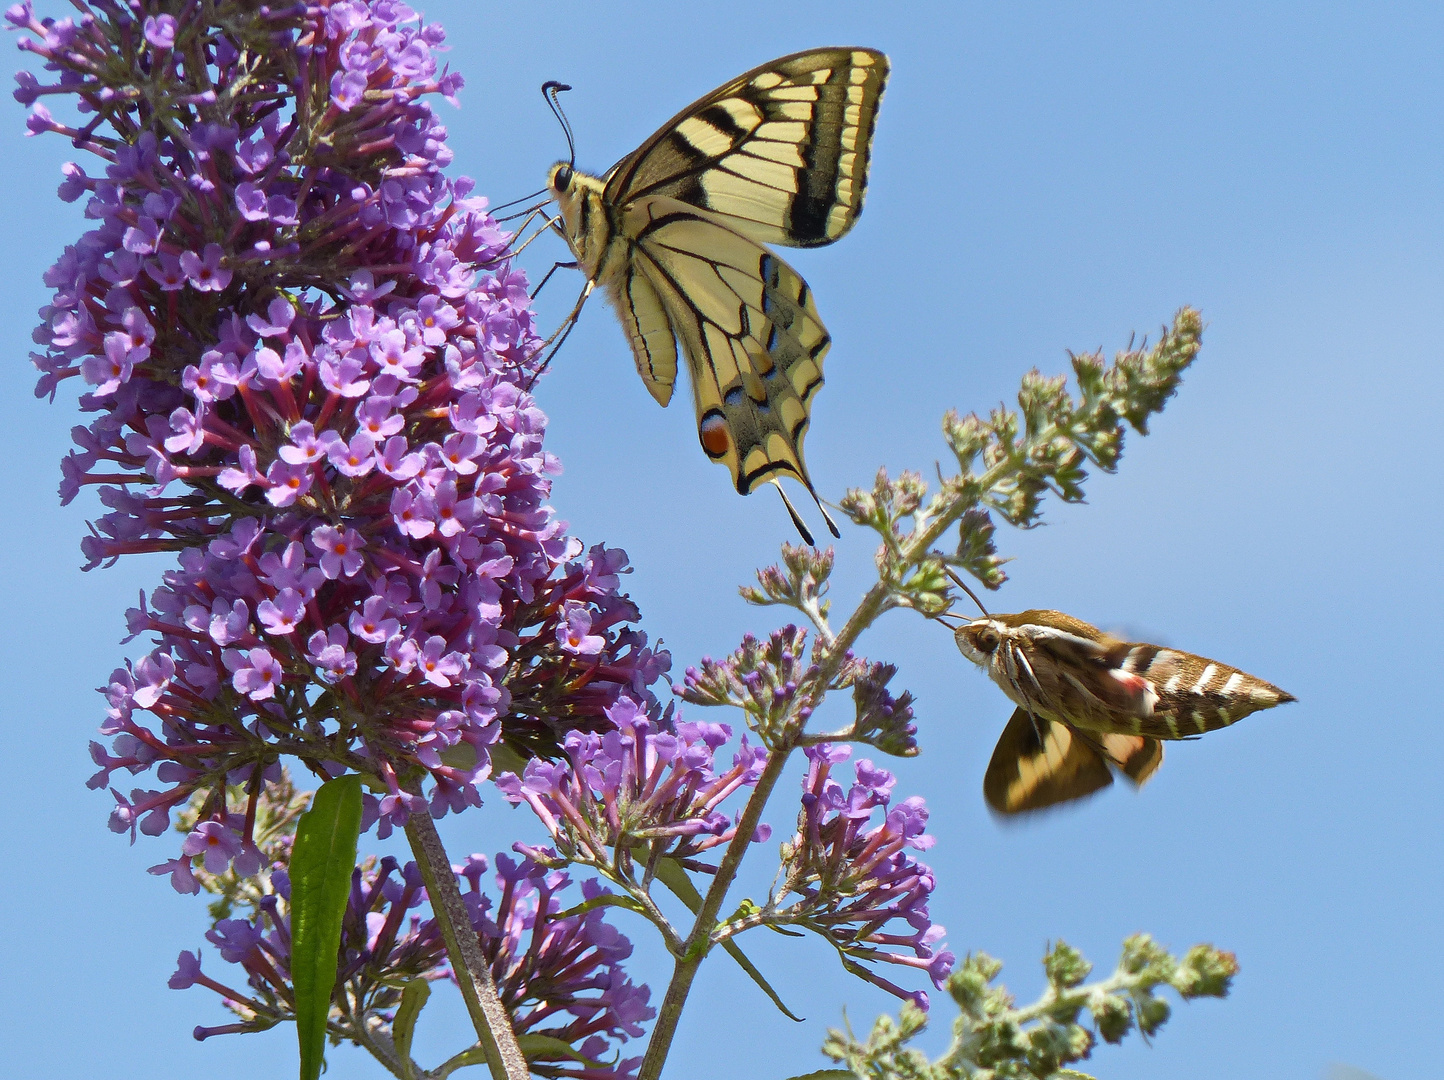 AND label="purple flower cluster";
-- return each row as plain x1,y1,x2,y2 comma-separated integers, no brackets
677,625,820,728
14,0,668,878
497,698,771,866
783,745,953,1006
678,626,918,756
97,537,667,857
848,660,919,757
172,850,652,1078
458,853,655,1079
